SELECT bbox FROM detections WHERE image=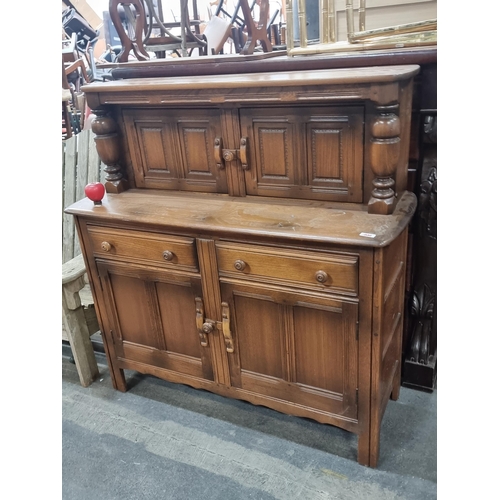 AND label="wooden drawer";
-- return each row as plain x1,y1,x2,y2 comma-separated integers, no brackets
216,242,358,296
87,226,198,272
